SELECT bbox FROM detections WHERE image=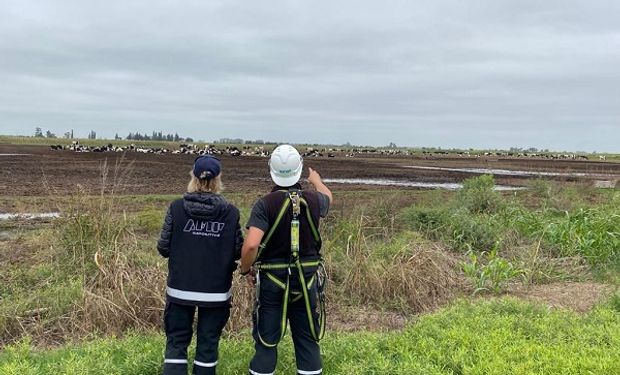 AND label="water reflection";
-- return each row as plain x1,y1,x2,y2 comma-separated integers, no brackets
322,178,523,191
